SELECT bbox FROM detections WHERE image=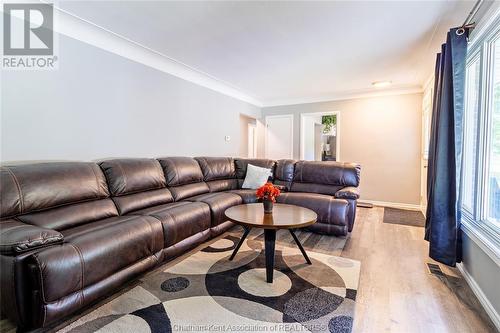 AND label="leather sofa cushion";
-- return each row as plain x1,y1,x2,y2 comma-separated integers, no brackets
0,168,21,218
227,189,258,204
184,192,242,227
18,199,118,231
335,186,360,200
158,157,204,186
112,188,173,215
1,248,37,326
130,202,211,248
30,255,158,329
234,158,276,187
274,159,296,190
290,182,343,196
0,162,109,219
195,157,238,192
344,199,357,233
276,192,349,227
99,159,173,214
206,179,238,192
293,161,361,187
32,215,163,303
99,159,167,196
168,182,210,201
195,157,235,181
158,157,210,200
308,223,348,236
0,219,63,254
